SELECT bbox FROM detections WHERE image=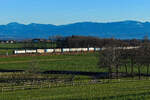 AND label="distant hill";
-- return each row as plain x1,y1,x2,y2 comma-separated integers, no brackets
0,20,150,40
